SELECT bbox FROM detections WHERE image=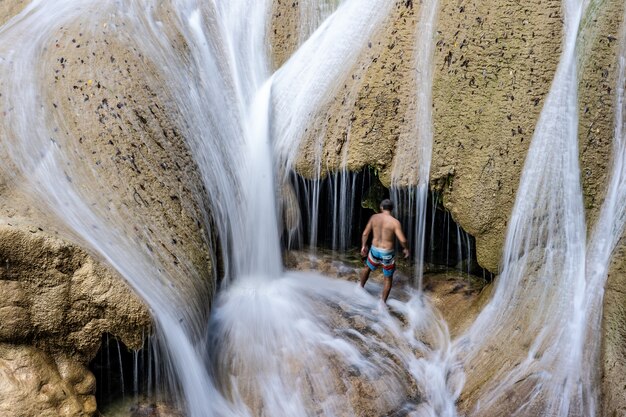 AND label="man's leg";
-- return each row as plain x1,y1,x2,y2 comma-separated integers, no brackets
359,267,371,287
381,275,393,303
